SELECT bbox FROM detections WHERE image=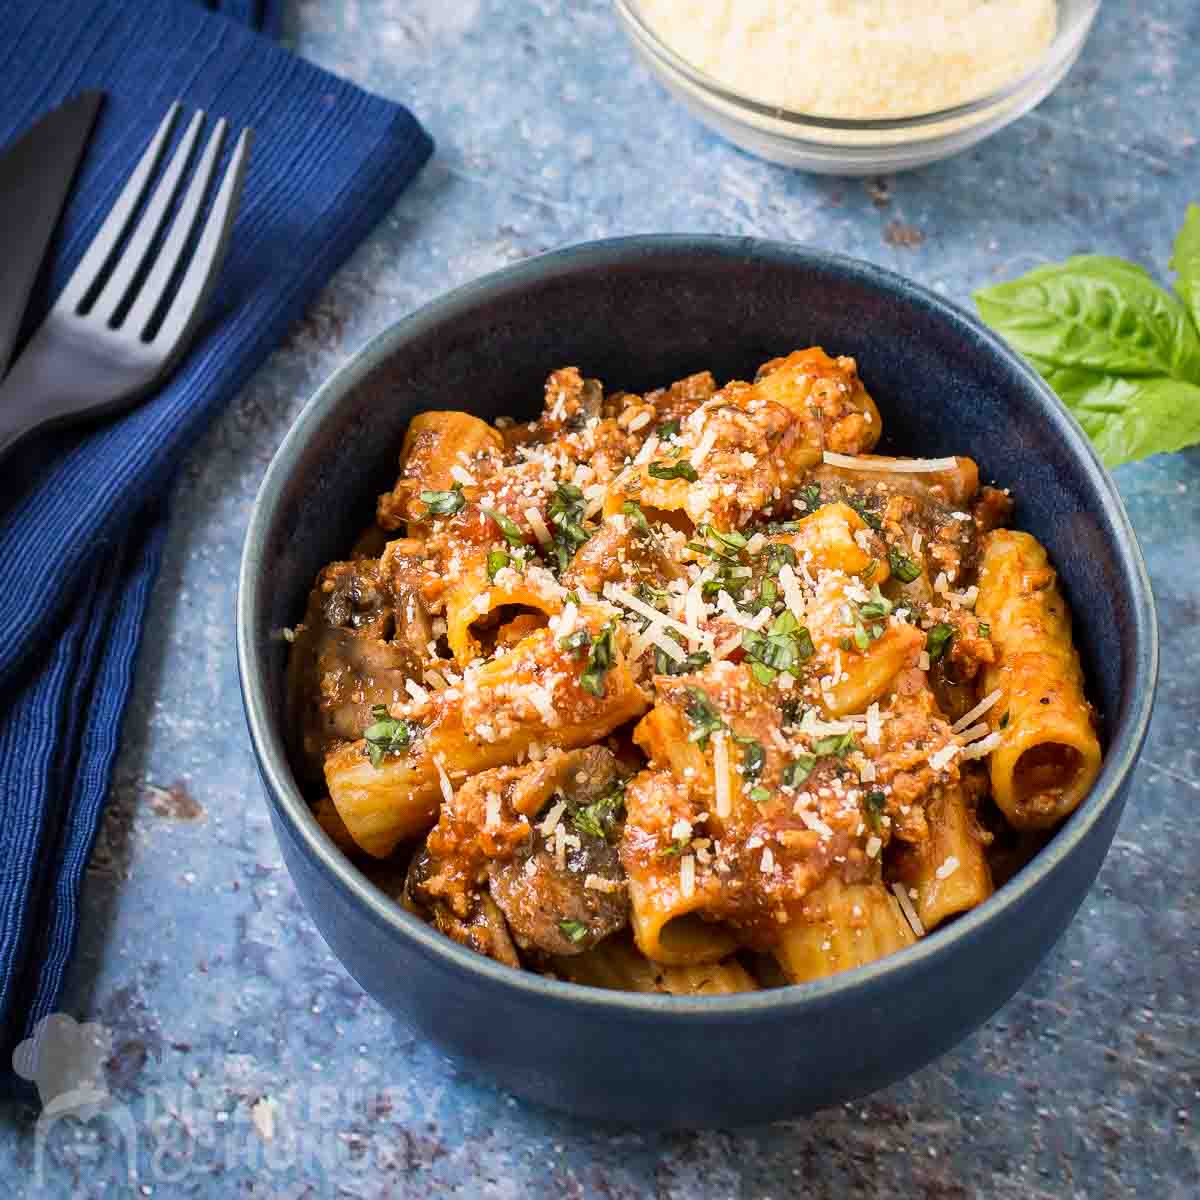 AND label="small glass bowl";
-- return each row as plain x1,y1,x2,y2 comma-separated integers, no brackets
613,0,1102,175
